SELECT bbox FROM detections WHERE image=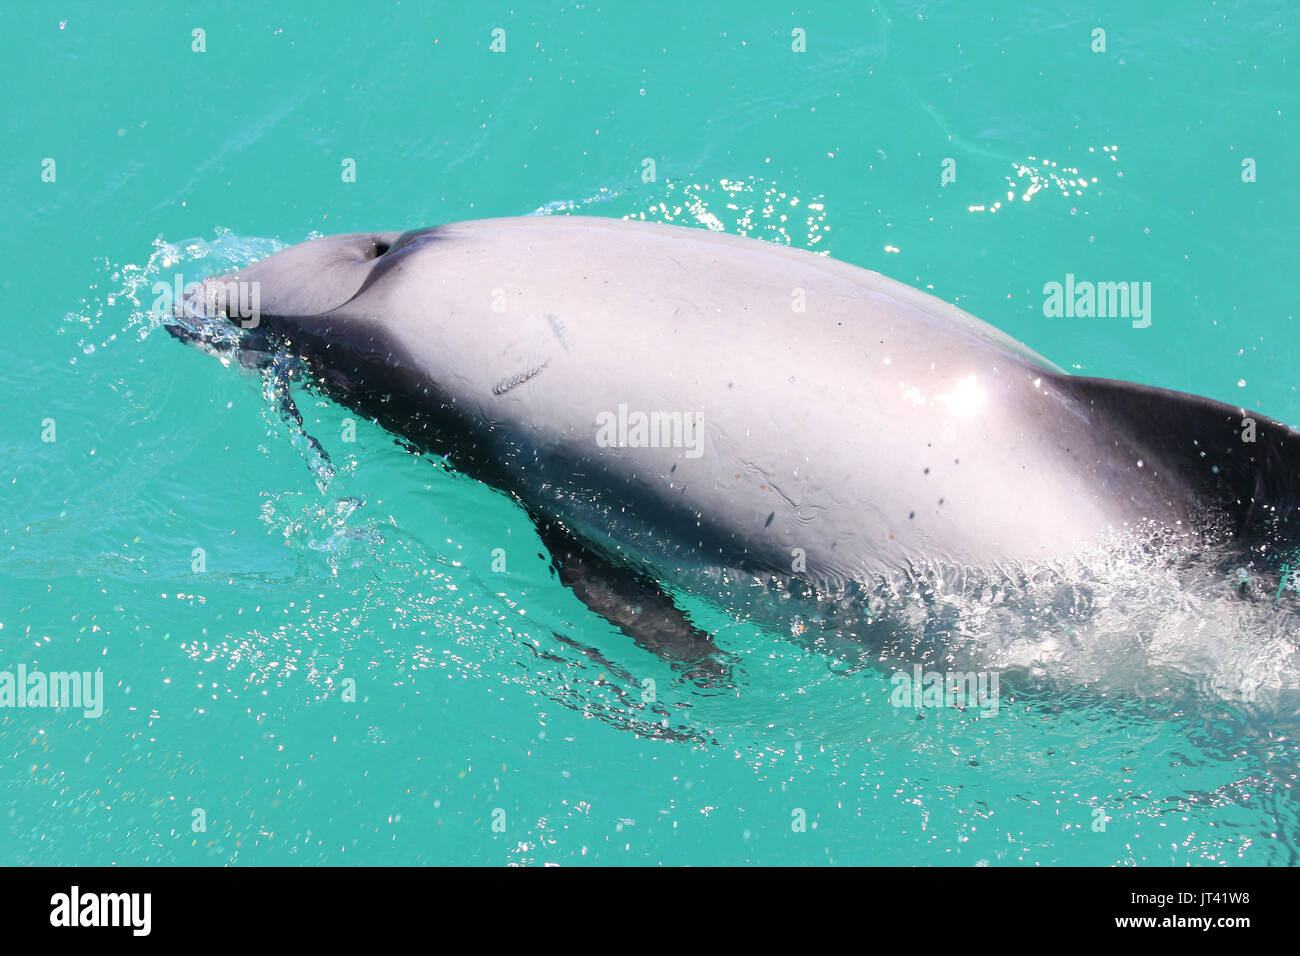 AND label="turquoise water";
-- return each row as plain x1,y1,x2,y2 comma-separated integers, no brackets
3,2,1298,865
